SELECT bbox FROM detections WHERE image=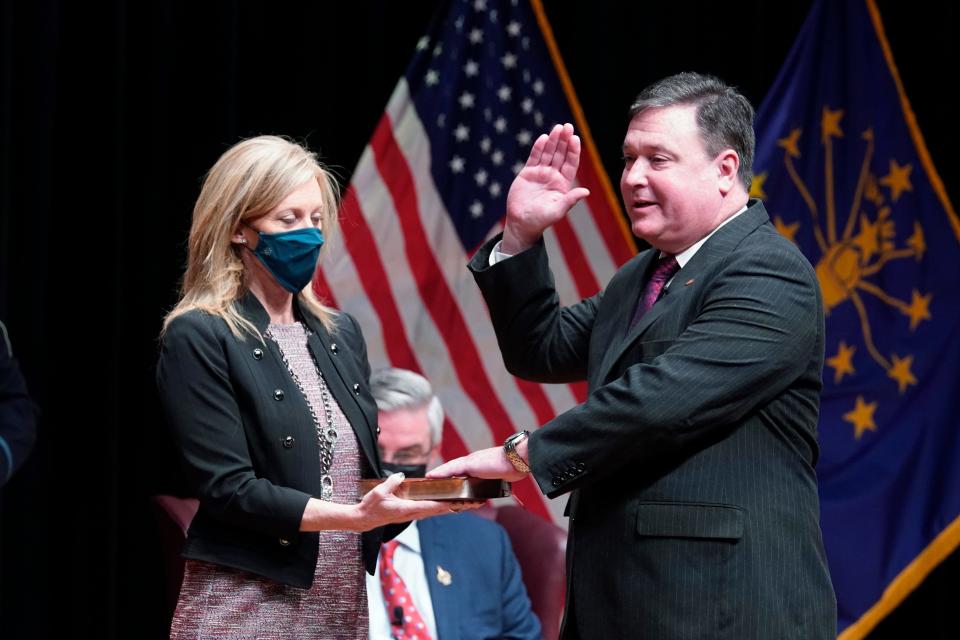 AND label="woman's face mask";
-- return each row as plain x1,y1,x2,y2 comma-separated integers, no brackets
244,226,324,294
